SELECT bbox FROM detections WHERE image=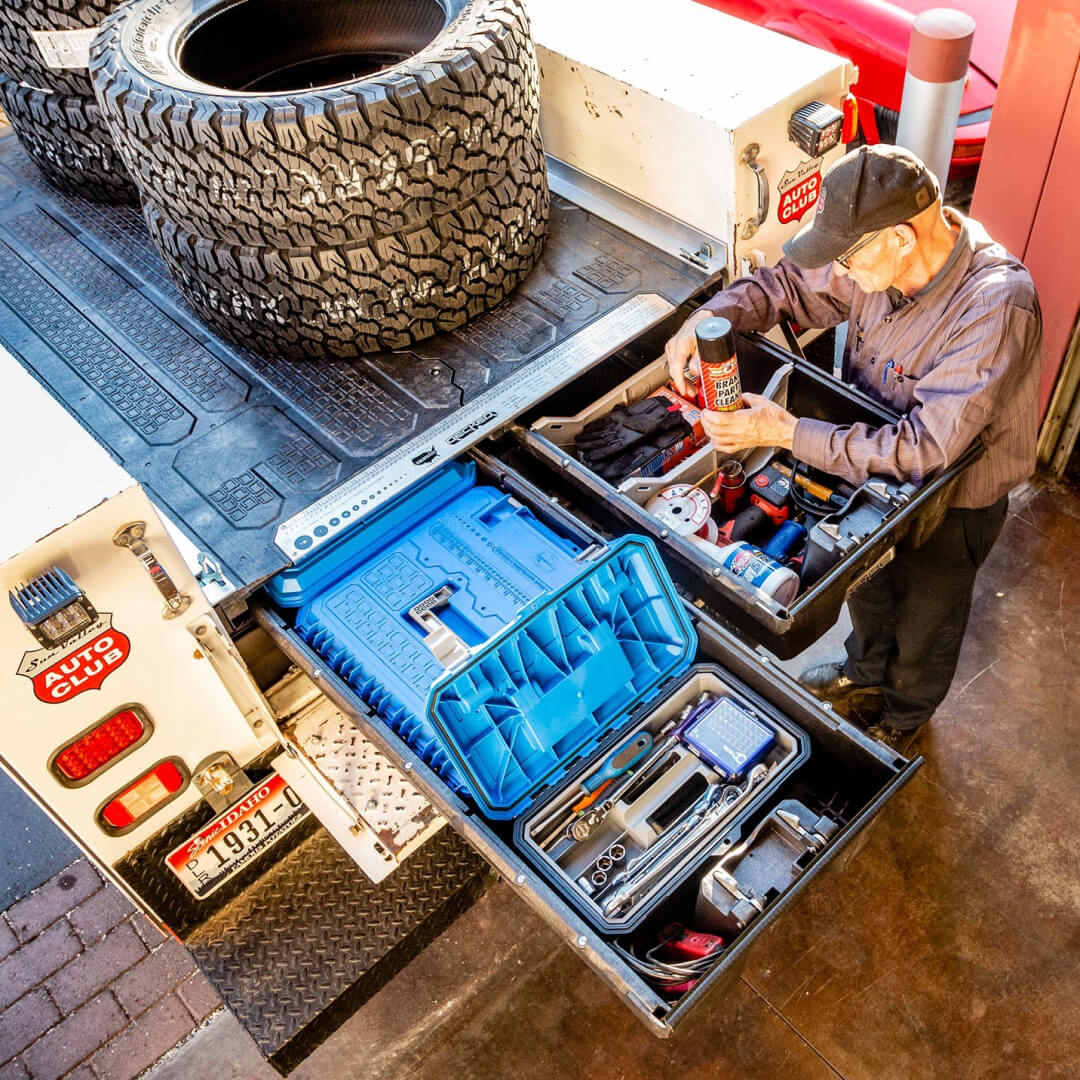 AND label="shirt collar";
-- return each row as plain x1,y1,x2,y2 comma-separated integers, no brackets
899,207,973,319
